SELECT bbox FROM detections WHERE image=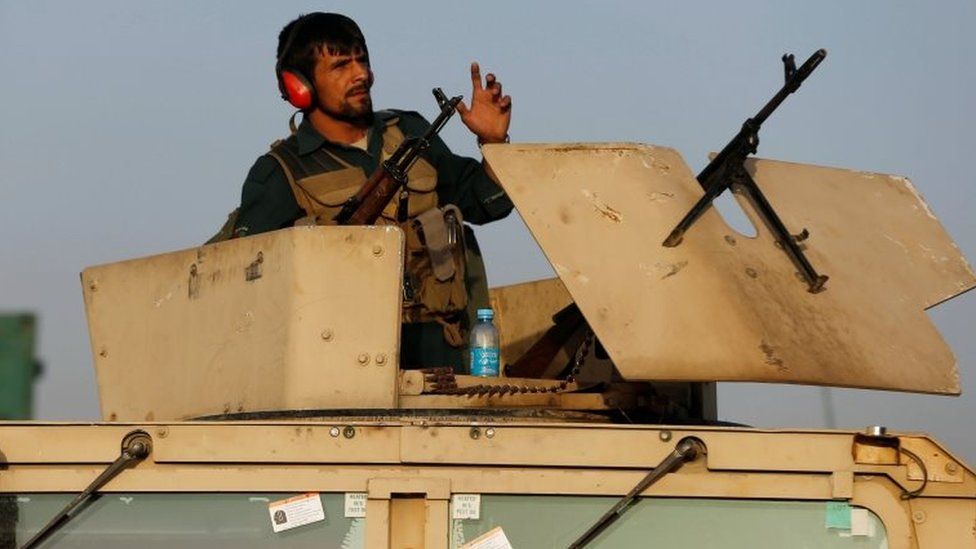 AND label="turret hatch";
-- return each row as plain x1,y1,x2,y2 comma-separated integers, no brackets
483,143,974,394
